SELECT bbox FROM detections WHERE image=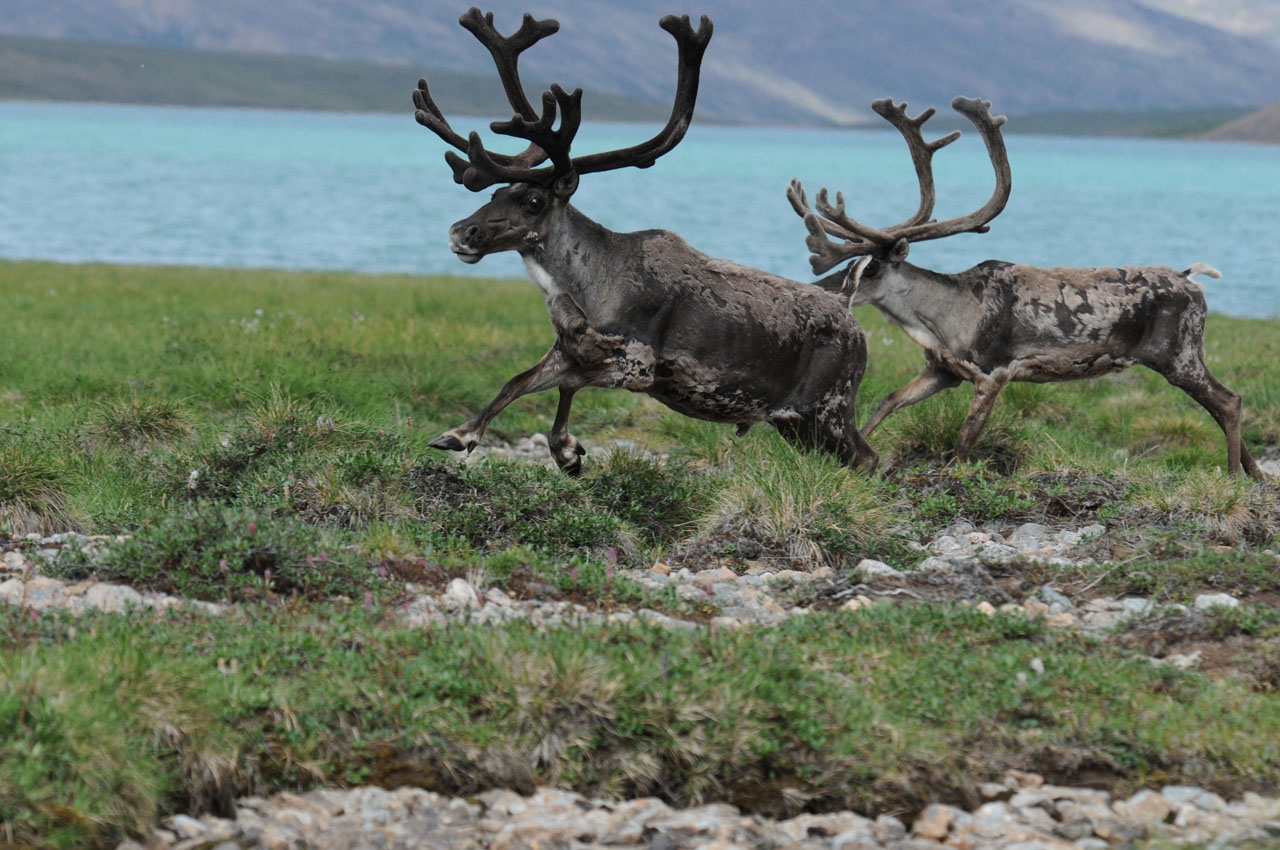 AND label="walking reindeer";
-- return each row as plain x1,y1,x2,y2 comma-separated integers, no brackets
789,96,1263,479
414,8,877,474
